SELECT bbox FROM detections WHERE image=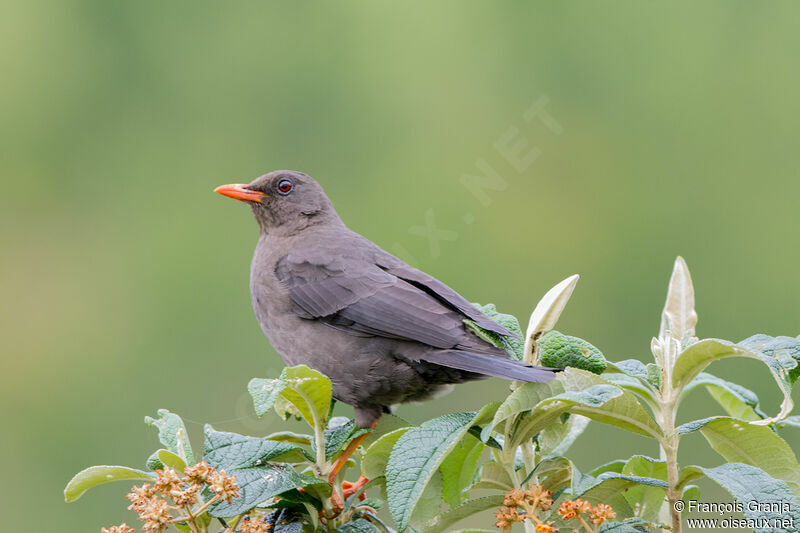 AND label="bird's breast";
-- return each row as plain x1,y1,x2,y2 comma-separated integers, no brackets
249,240,292,325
